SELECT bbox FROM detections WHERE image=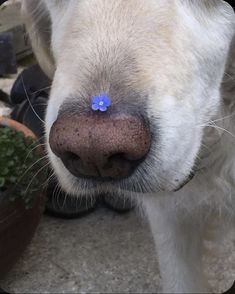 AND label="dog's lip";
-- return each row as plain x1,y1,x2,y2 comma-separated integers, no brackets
174,172,195,192
70,171,196,195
